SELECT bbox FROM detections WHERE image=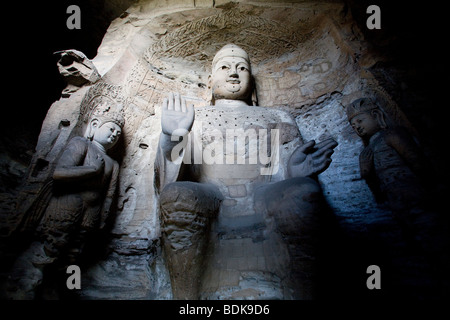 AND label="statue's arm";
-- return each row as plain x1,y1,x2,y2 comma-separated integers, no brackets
359,146,385,203
155,93,194,192
385,128,427,175
385,127,437,191
52,137,103,182
359,146,374,180
269,110,337,179
100,161,119,229
159,132,185,161
155,132,189,193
